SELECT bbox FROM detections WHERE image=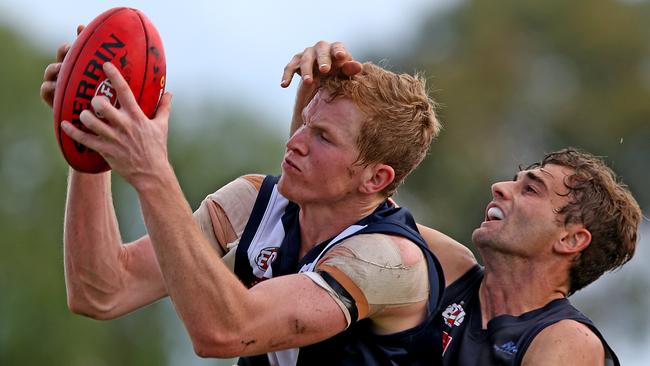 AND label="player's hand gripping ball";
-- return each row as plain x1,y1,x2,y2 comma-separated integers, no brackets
53,7,166,173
